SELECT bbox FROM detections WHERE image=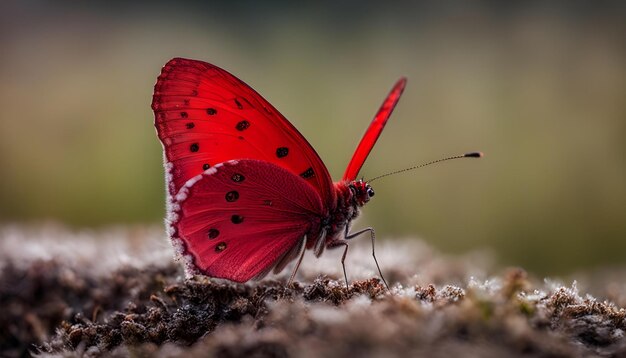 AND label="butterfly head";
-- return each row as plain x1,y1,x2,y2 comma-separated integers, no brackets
349,180,375,207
